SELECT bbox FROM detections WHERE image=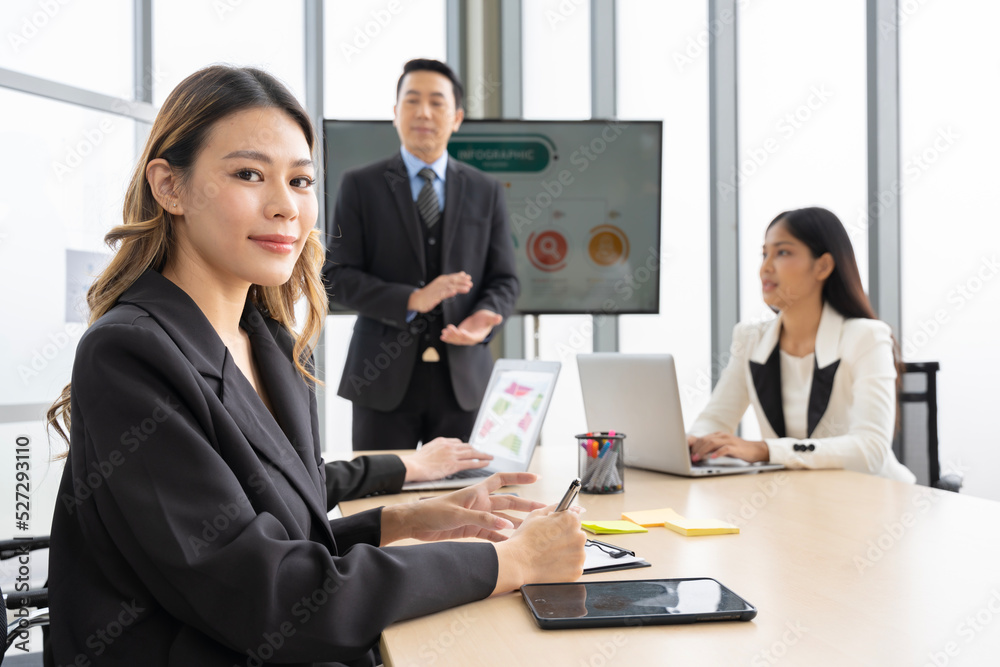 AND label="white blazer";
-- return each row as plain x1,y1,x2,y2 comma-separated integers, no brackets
690,302,916,483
